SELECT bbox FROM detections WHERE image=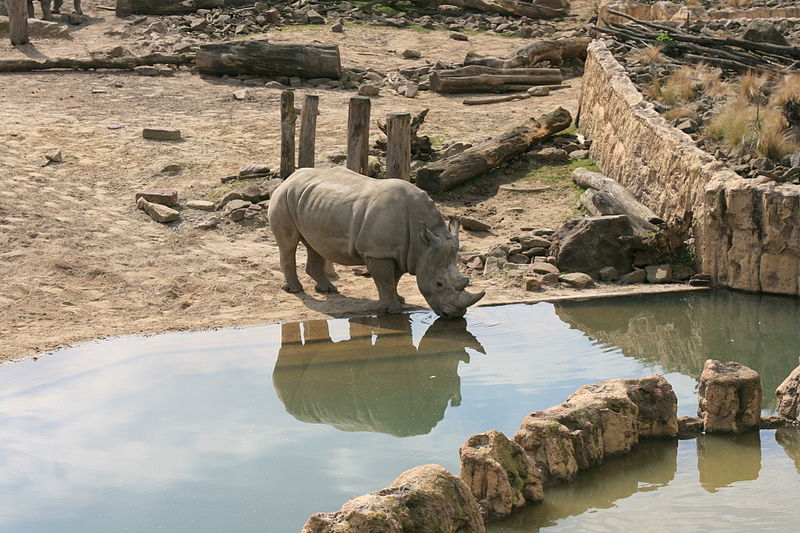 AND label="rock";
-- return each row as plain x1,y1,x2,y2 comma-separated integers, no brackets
527,147,569,162
259,178,284,198
239,164,270,177
186,200,215,211
508,254,529,264
306,9,324,24
527,86,549,97
44,149,62,163
290,77,303,88
450,32,469,41
788,148,800,168
143,127,181,140
460,430,543,519
760,415,790,429
532,261,559,276
233,89,249,100
357,84,380,97
541,272,560,284
483,256,503,276
672,264,694,281
466,256,485,270
402,49,421,59
460,216,491,232
515,235,551,249
776,365,800,423
515,375,677,481
137,197,179,223
241,184,263,202
559,272,594,288
135,189,178,207
675,118,699,134
599,266,619,281
524,276,542,291
689,273,712,286
645,264,672,283
488,244,509,258
568,149,589,160
217,191,244,209
265,80,287,89
302,464,485,533
331,21,344,33
263,7,280,22
619,268,646,284
677,416,704,439
742,20,789,47
405,82,419,99
160,163,182,174
196,215,221,229
532,228,555,236
550,215,634,279
698,360,762,433
438,4,464,15
223,199,251,215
